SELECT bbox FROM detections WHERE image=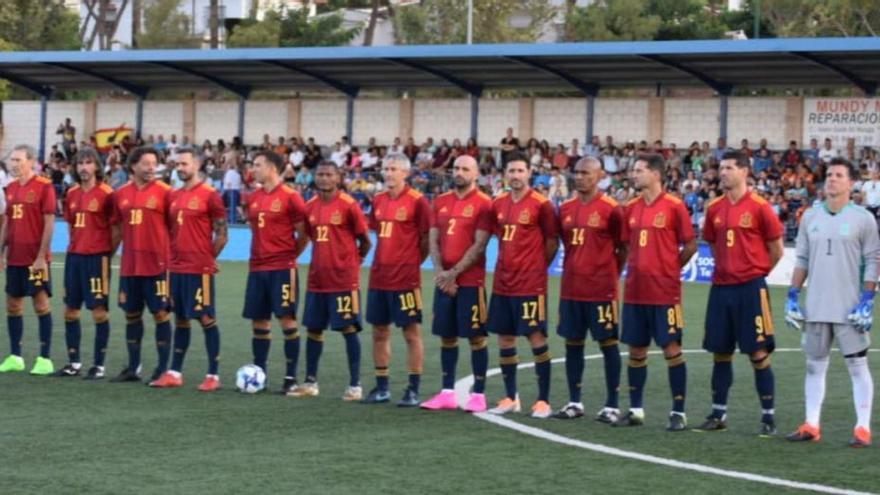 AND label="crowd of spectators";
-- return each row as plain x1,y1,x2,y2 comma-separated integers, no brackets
3,119,880,241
